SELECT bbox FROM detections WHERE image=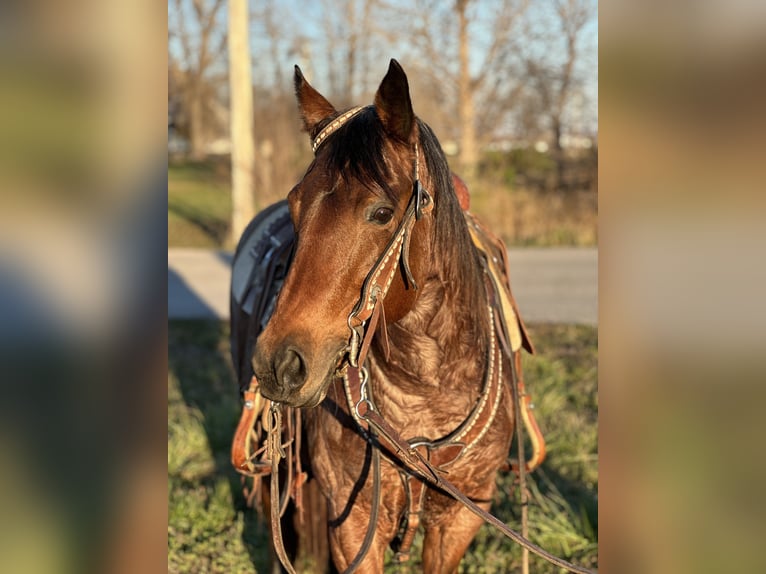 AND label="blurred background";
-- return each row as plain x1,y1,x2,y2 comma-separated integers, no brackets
168,0,598,250
600,2,766,573
166,1,599,573
0,1,167,573
1,0,765,573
